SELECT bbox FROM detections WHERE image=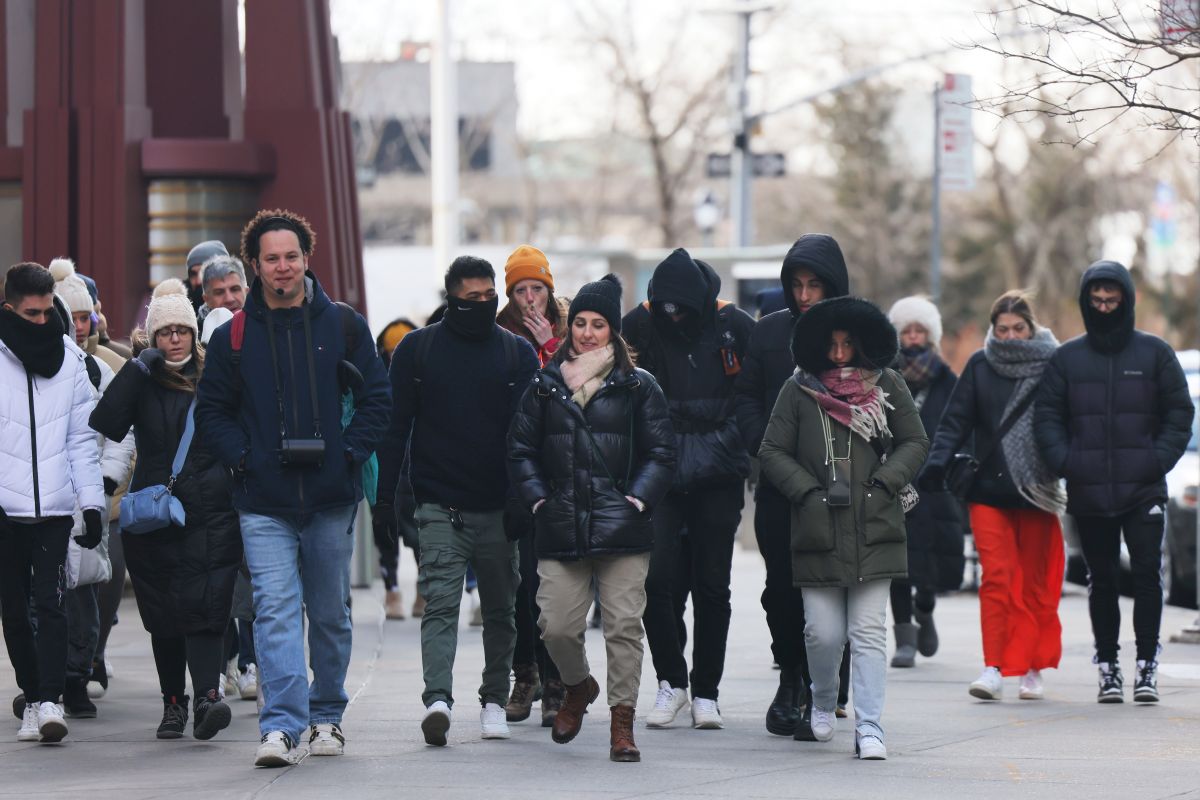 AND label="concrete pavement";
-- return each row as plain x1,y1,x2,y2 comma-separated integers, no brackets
2,545,1199,800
